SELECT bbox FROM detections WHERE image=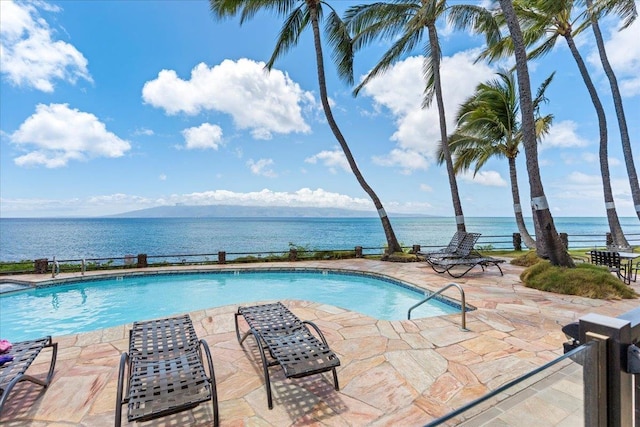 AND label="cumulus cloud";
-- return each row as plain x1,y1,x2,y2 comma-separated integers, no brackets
0,187,441,217
588,15,640,96
142,59,314,139
459,170,508,187
542,120,590,149
9,103,131,168
361,50,494,173
247,158,277,178
0,0,92,92
305,147,350,174
551,171,632,208
181,123,223,150
373,148,429,174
